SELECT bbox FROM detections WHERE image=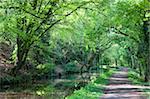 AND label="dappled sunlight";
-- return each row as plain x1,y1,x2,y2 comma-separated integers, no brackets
0,0,150,99
101,67,150,99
